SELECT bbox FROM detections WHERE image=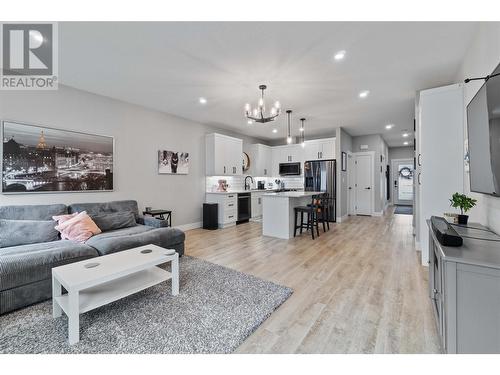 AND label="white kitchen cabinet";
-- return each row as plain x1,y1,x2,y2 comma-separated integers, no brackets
205,192,238,228
248,144,272,177
303,138,335,161
228,137,244,175
251,191,265,219
271,144,304,176
415,83,464,266
272,144,303,163
206,133,243,176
